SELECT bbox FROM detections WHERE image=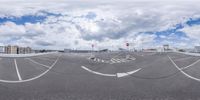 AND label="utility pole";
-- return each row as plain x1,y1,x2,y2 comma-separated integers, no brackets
91,44,94,51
